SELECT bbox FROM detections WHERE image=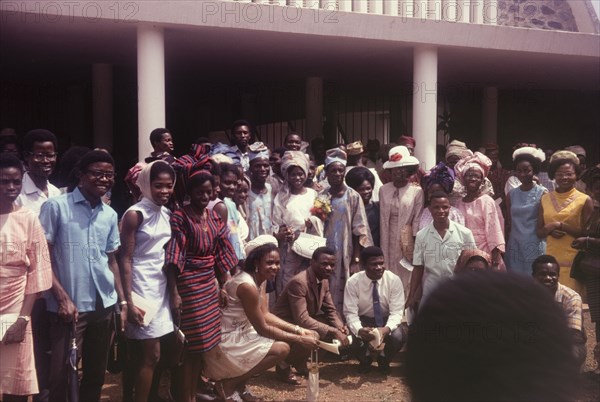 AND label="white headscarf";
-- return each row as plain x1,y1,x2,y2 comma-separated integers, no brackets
136,160,175,204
